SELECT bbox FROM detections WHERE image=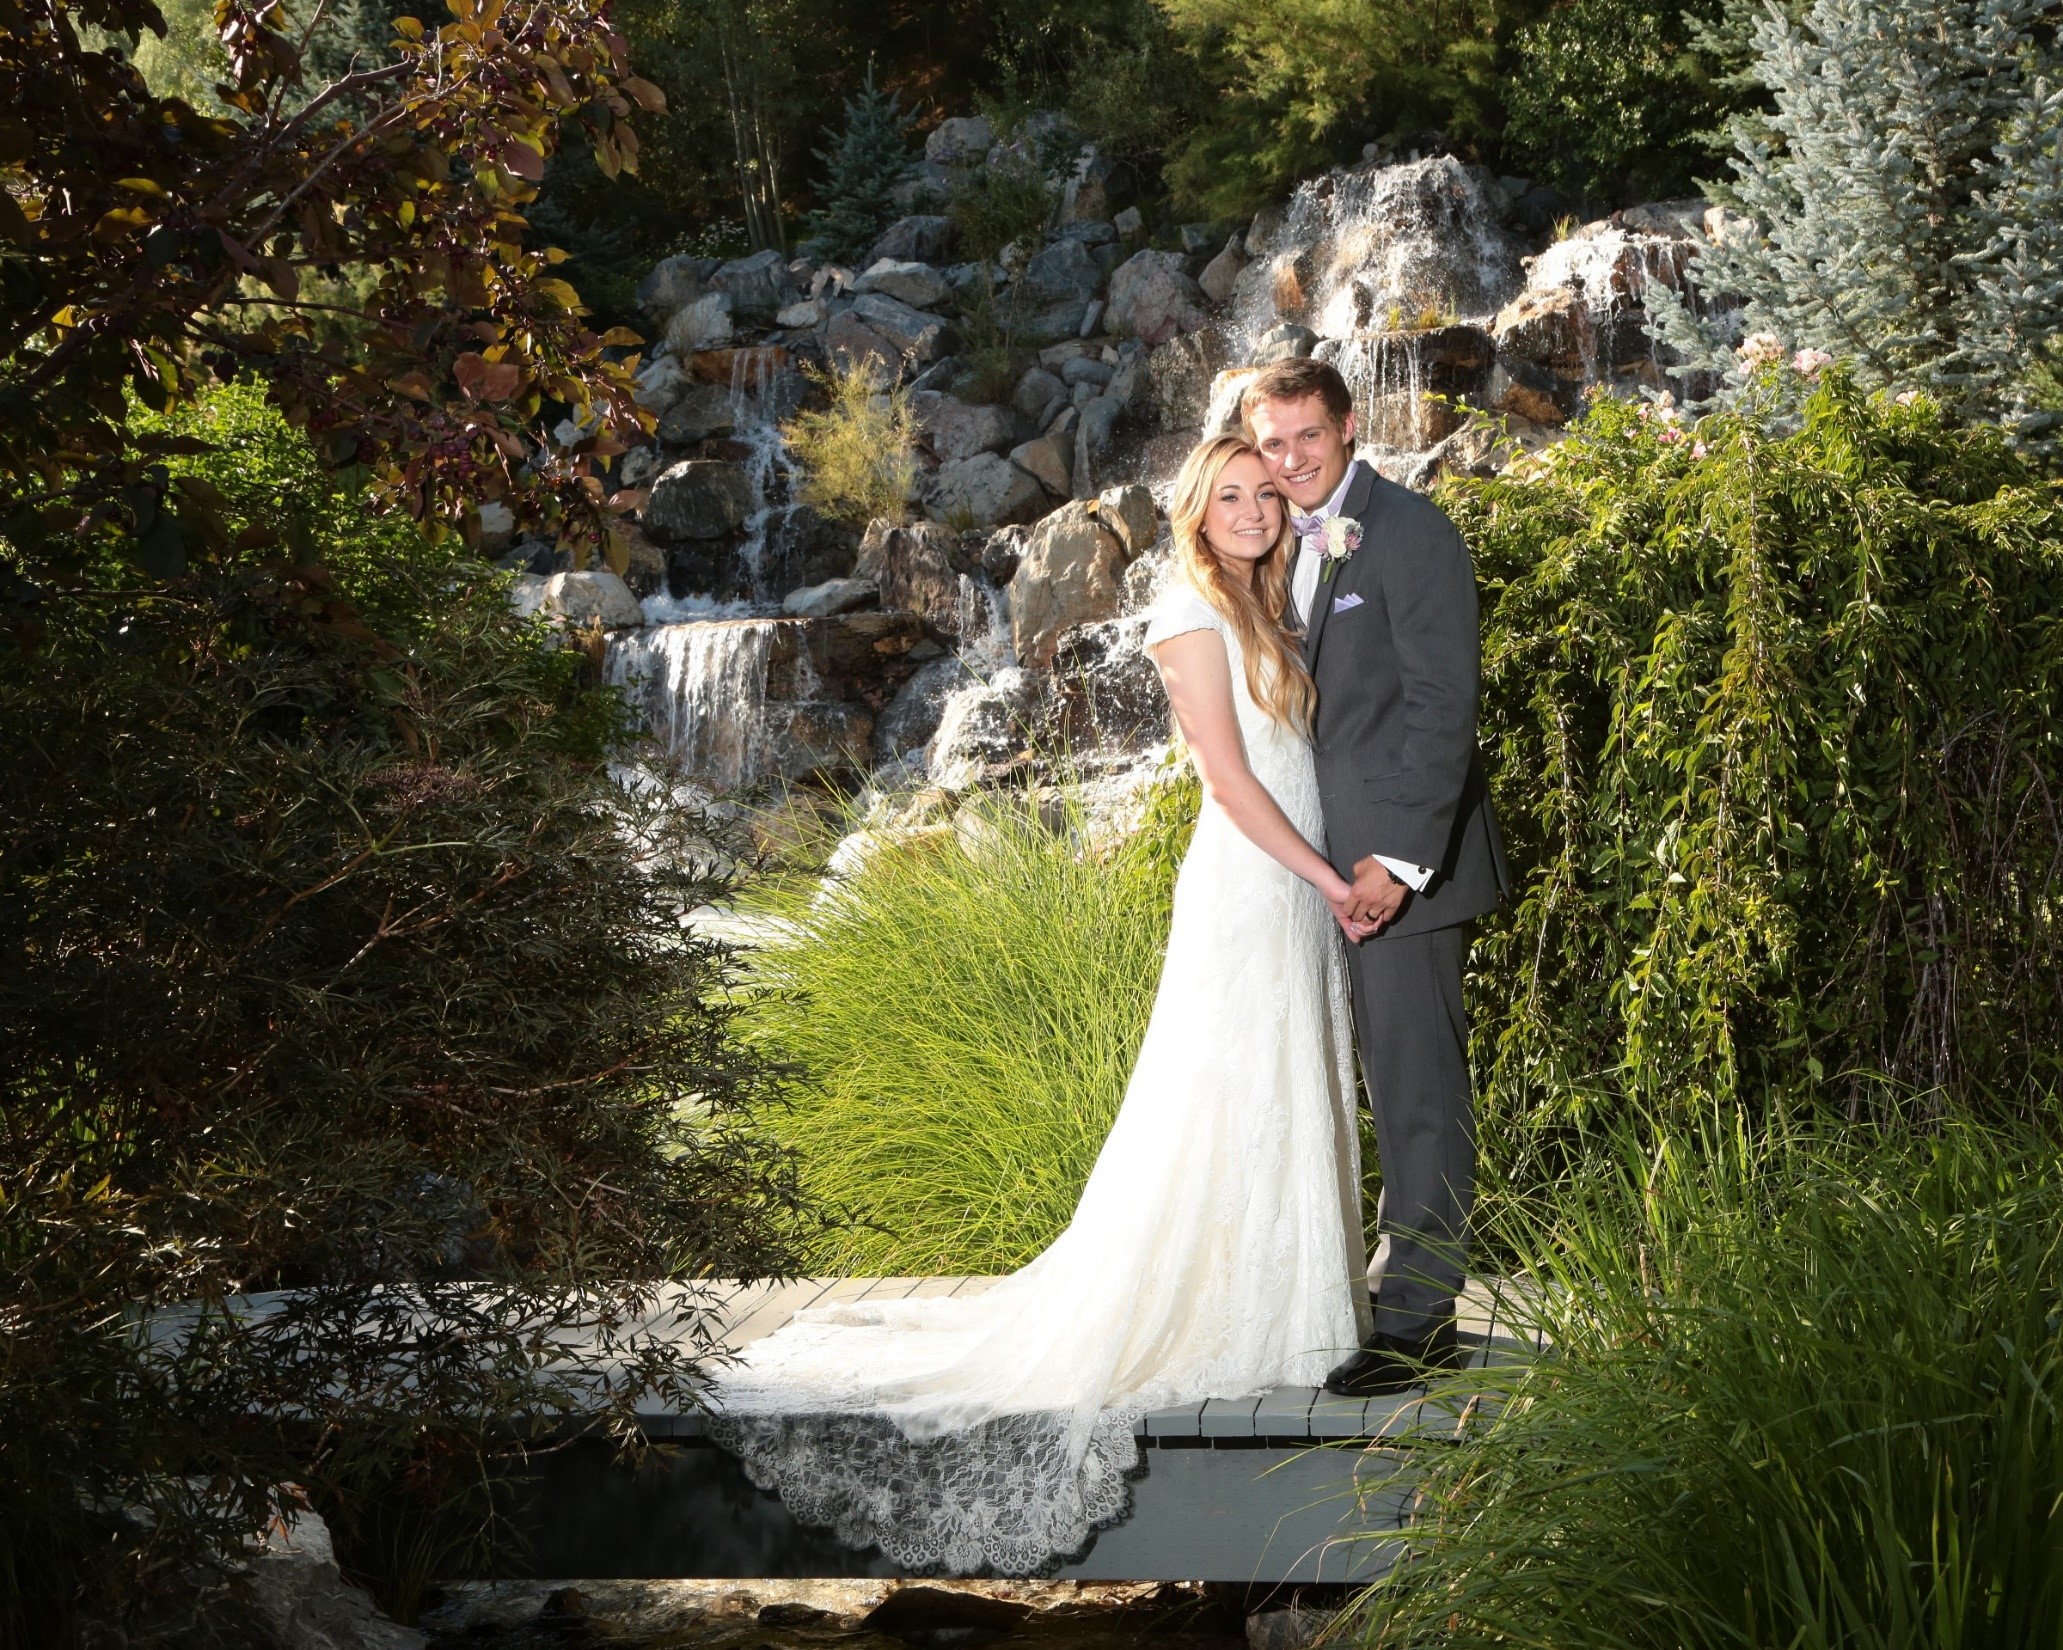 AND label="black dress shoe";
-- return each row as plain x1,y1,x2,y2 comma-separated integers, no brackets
1323,1320,1462,1397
